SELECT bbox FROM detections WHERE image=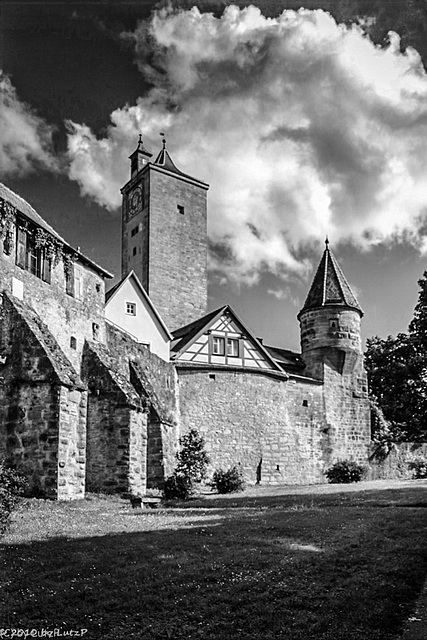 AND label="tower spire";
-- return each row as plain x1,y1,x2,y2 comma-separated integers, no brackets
129,134,153,178
298,243,363,317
